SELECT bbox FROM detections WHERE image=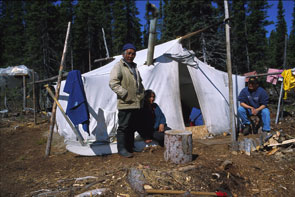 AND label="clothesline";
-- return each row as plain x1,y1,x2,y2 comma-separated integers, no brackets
245,68,295,78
